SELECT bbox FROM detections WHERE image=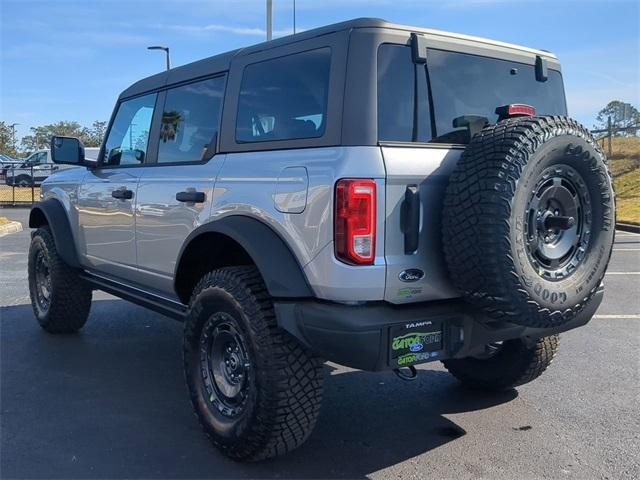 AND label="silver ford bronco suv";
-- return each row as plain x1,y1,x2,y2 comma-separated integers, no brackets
28,19,615,461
